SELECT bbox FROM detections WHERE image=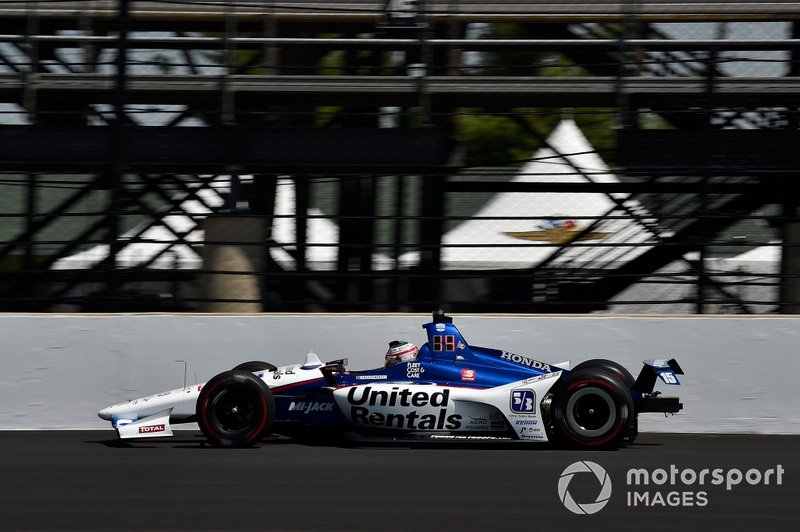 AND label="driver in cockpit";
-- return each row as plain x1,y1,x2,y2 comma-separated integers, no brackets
385,340,419,367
